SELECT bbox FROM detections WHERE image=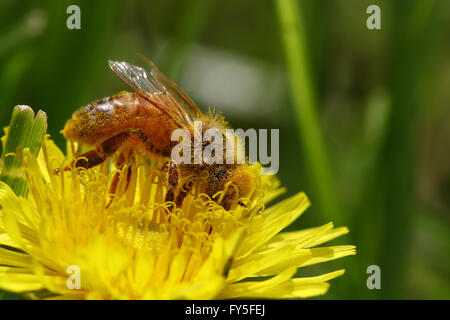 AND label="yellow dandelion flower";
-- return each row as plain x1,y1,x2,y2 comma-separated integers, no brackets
0,133,355,299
